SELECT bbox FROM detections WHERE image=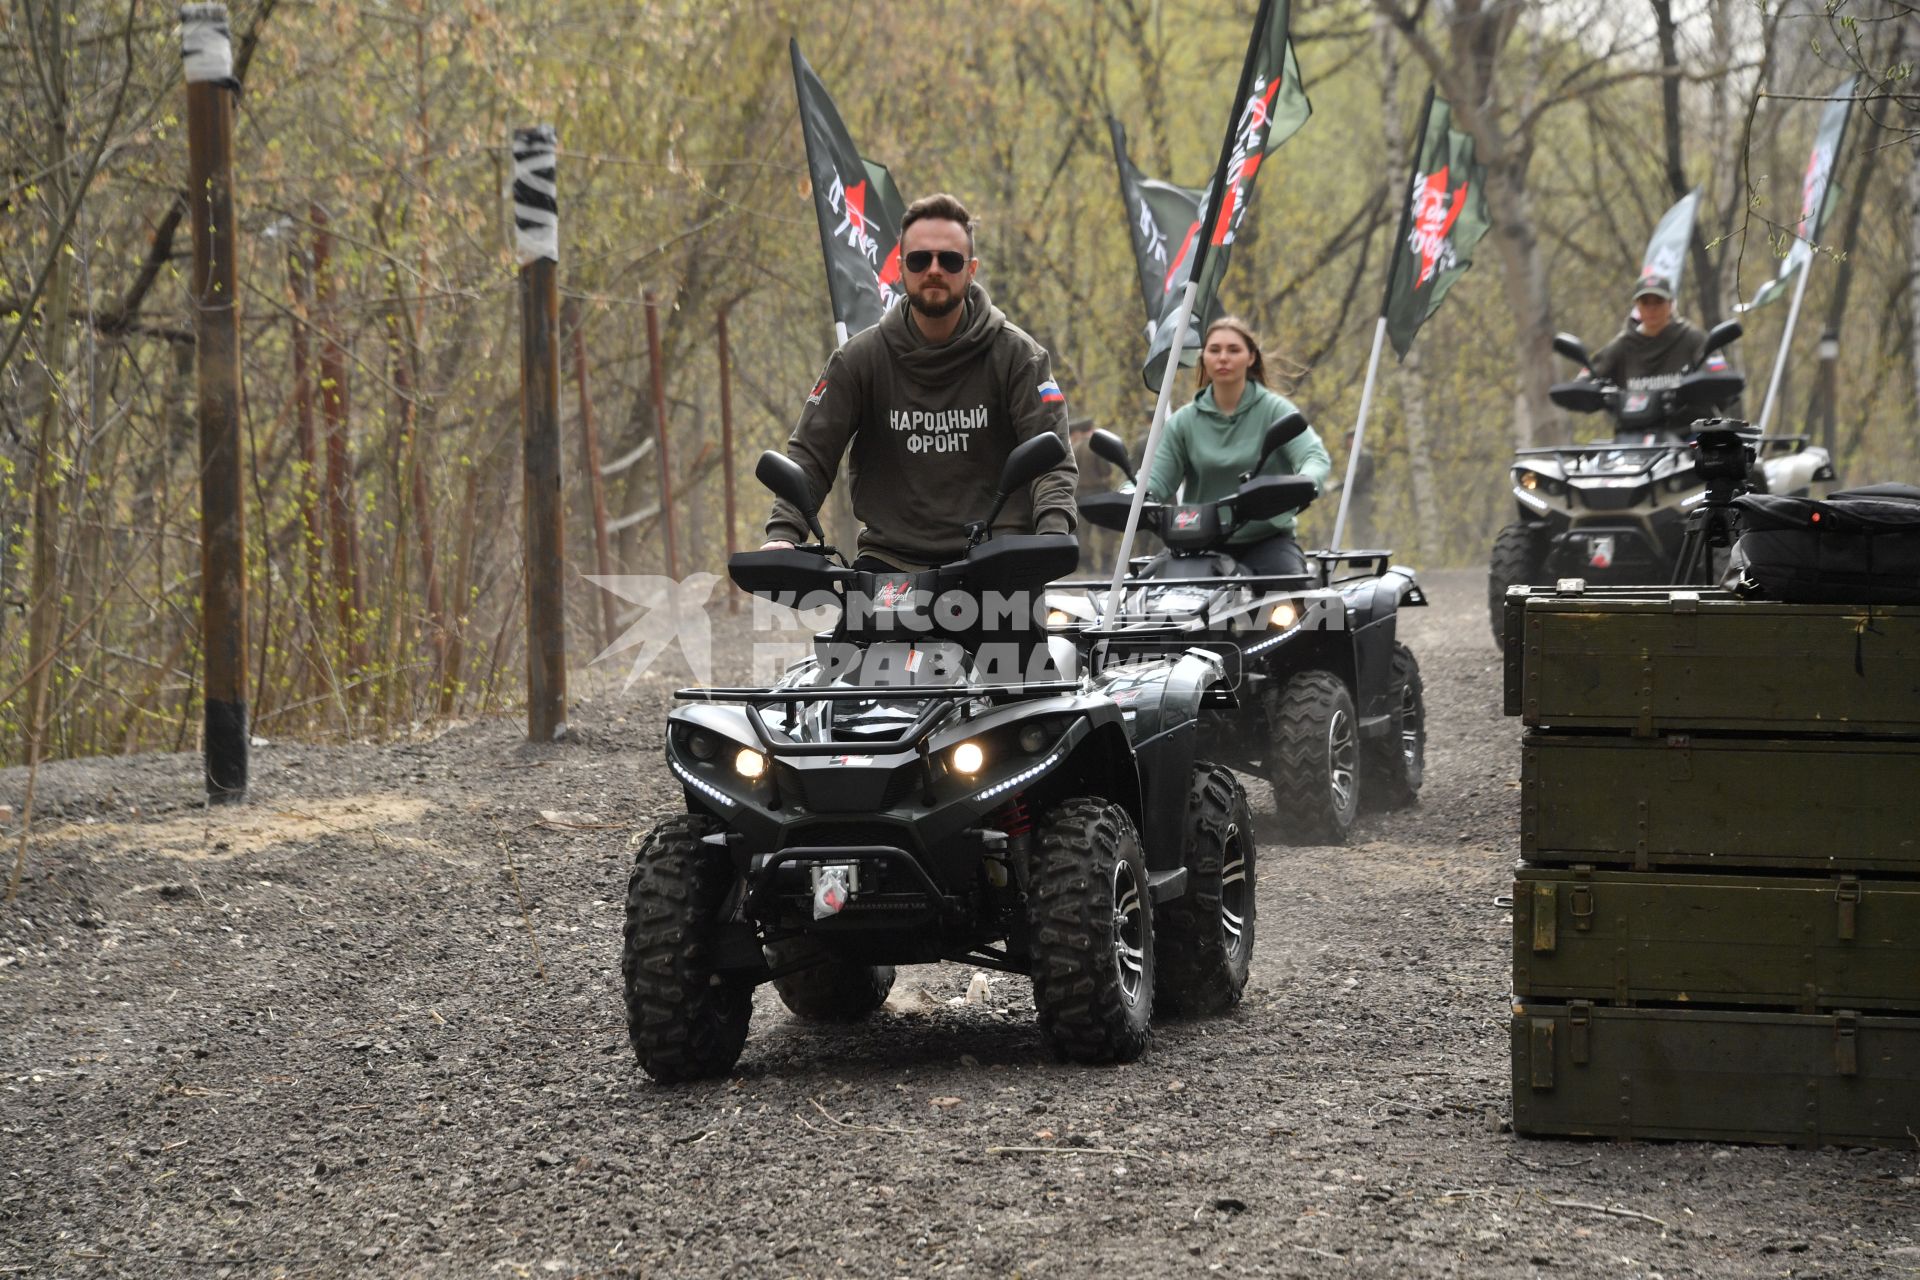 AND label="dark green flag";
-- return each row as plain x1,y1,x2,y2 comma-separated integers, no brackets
792,40,906,339
1141,0,1310,390
1381,90,1490,359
